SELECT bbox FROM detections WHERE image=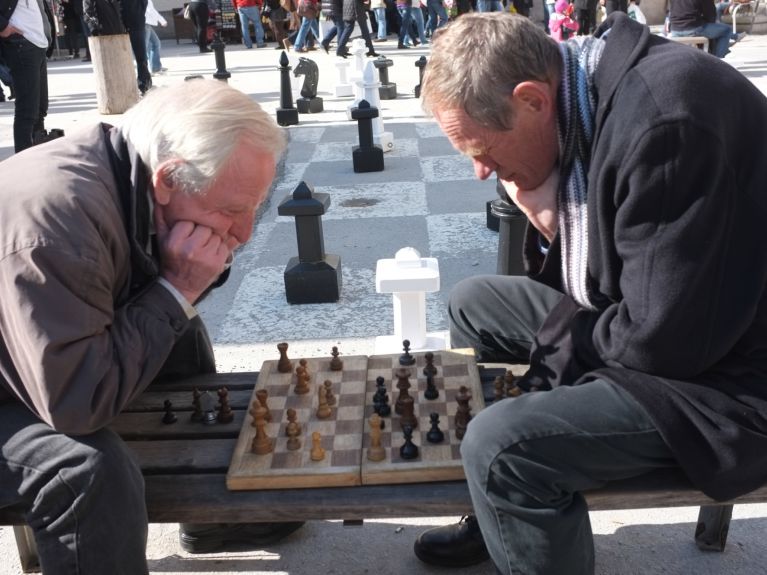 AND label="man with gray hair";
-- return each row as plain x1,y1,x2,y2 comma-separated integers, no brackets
0,79,302,573
412,12,767,573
